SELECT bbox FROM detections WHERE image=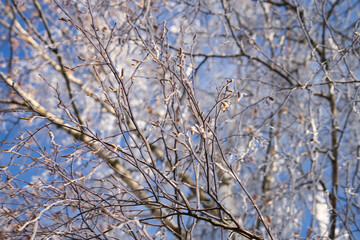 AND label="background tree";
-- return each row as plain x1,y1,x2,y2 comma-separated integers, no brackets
0,0,359,239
